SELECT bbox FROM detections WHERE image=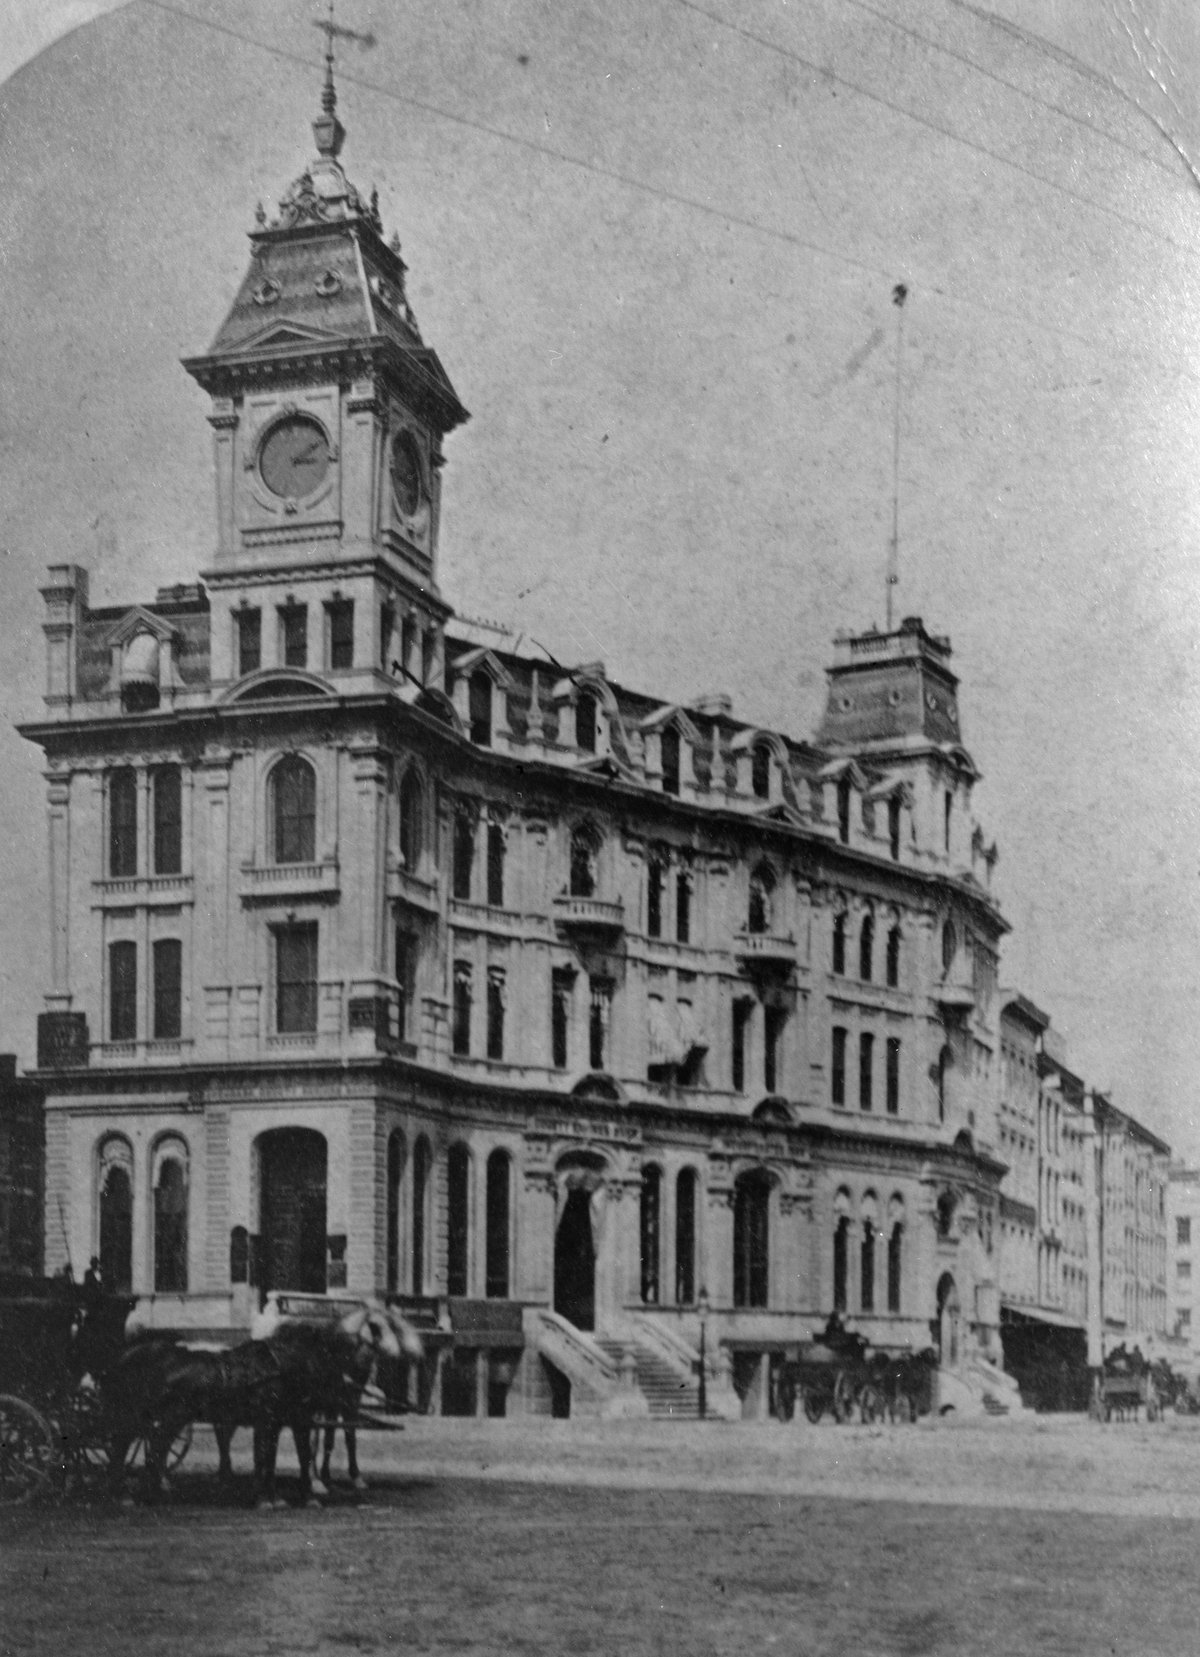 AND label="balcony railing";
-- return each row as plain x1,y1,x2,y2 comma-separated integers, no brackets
552,894,625,936
239,860,340,904
735,930,796,970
